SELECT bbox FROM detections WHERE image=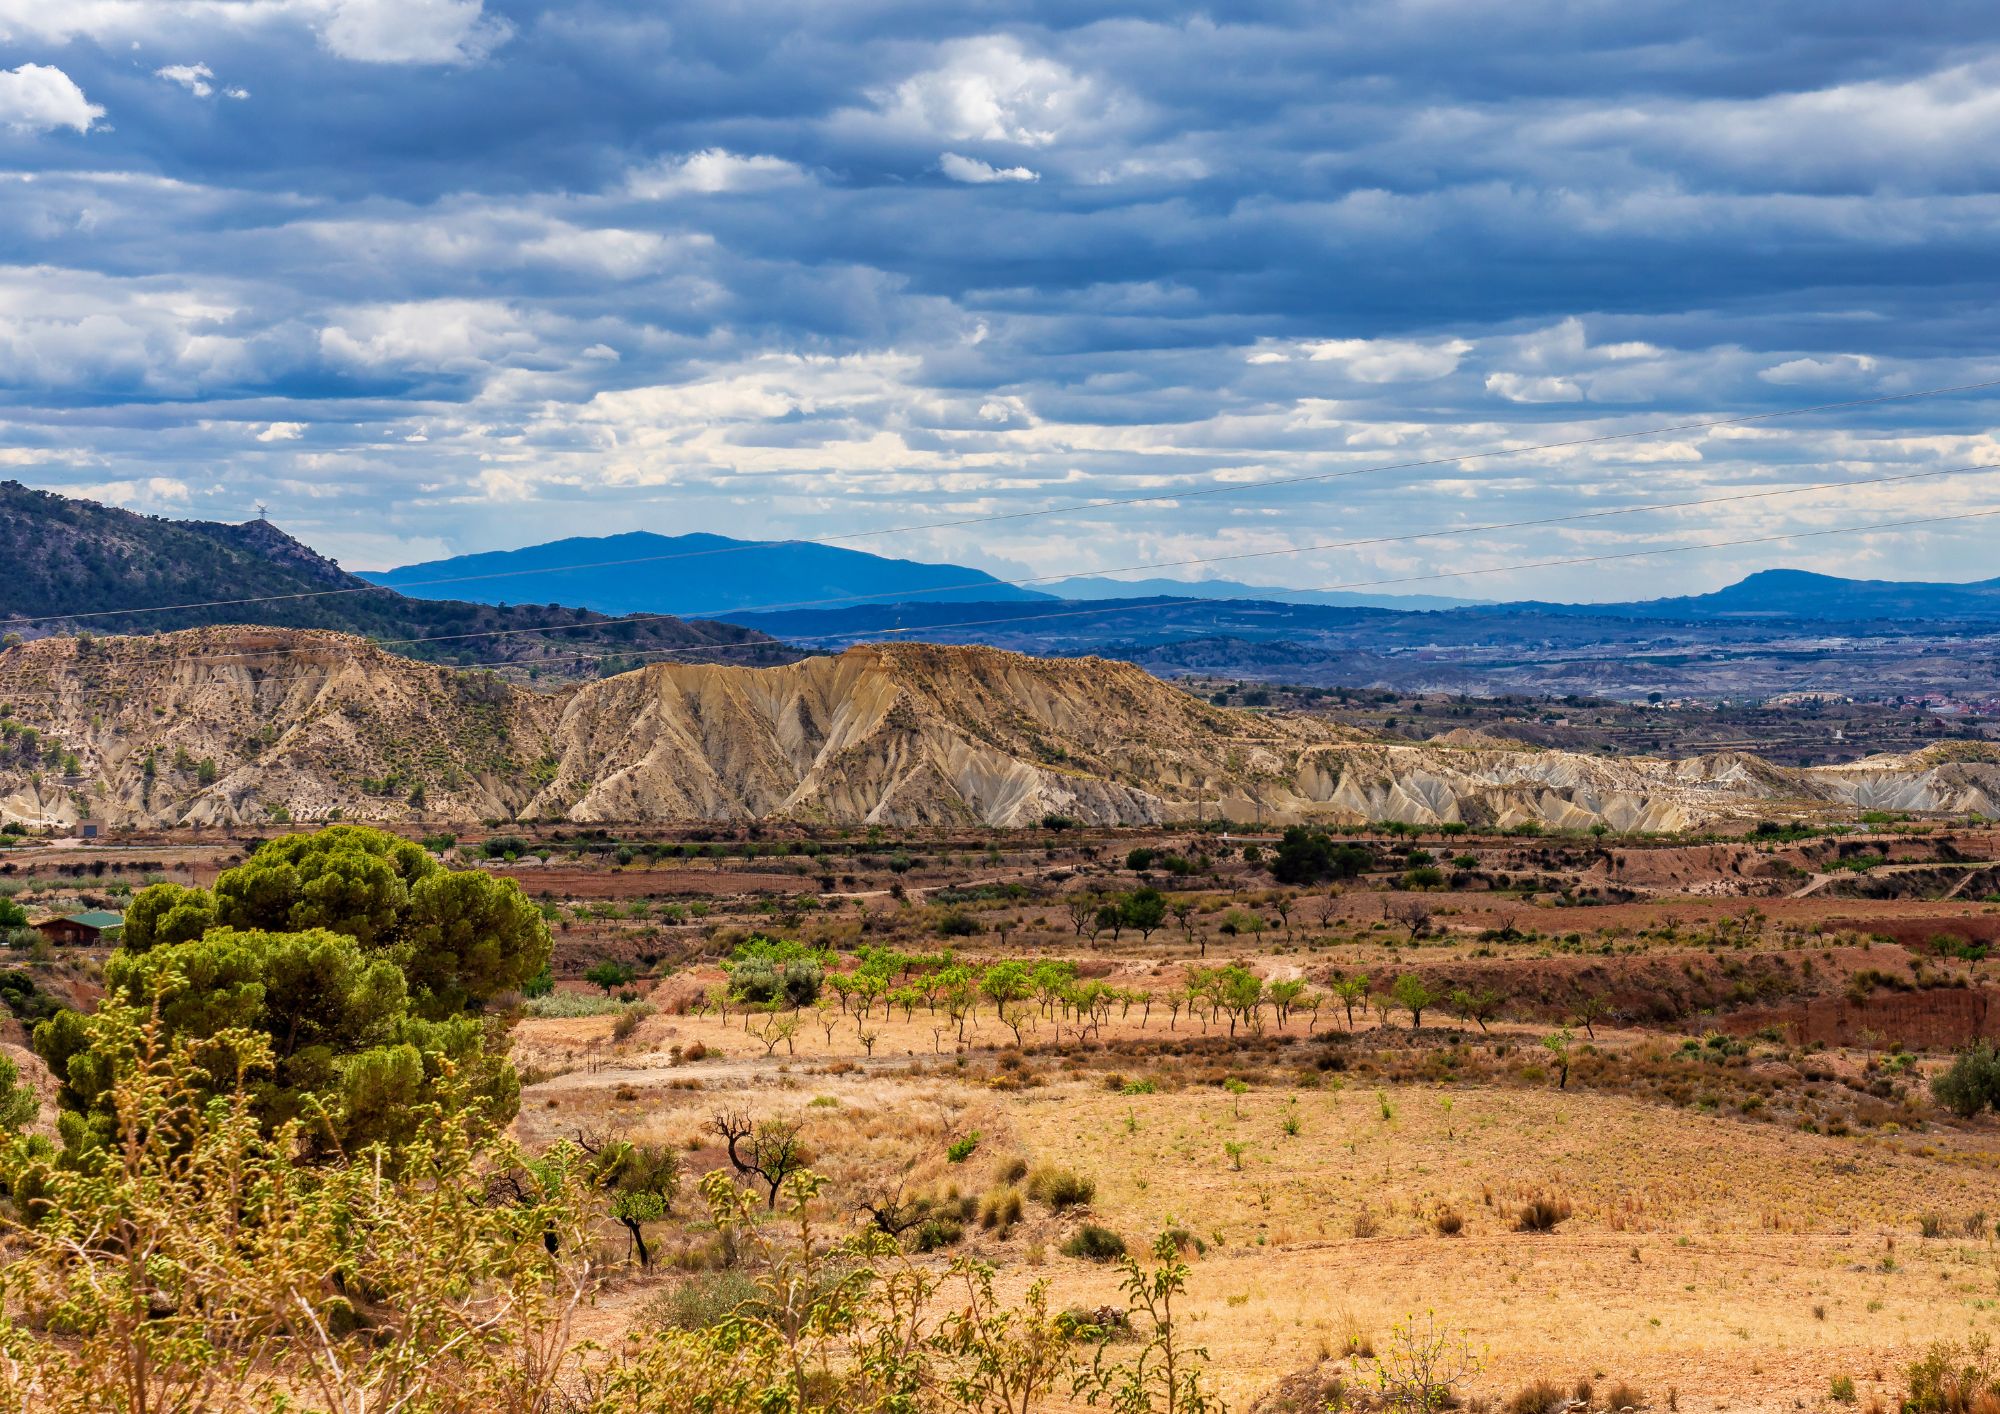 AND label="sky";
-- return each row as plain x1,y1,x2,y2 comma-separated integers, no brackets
1,0,1998,601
